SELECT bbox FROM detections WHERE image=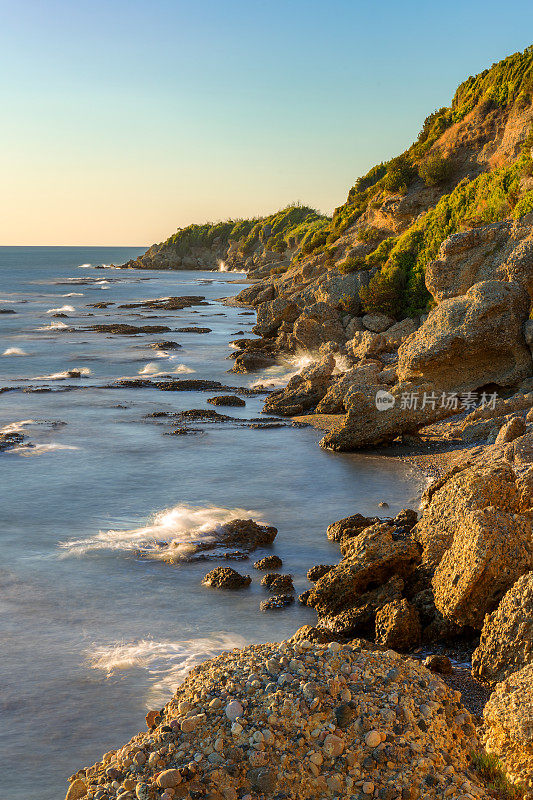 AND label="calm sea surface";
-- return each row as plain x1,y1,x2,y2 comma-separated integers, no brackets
0,247,422,799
